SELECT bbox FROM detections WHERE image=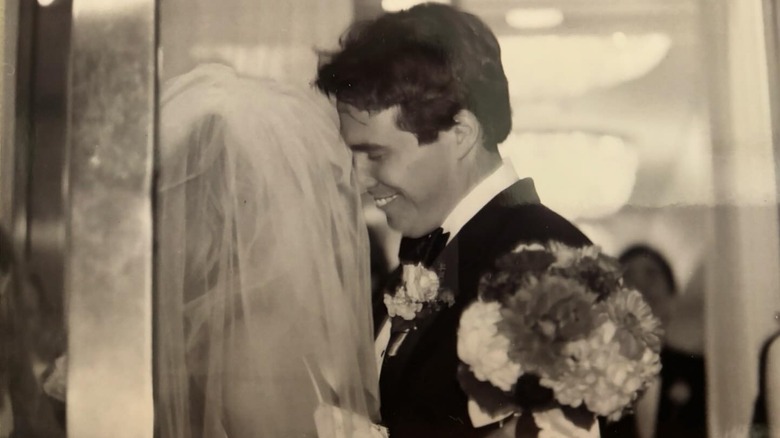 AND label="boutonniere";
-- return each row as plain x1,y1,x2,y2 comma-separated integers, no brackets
383,263,455,330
